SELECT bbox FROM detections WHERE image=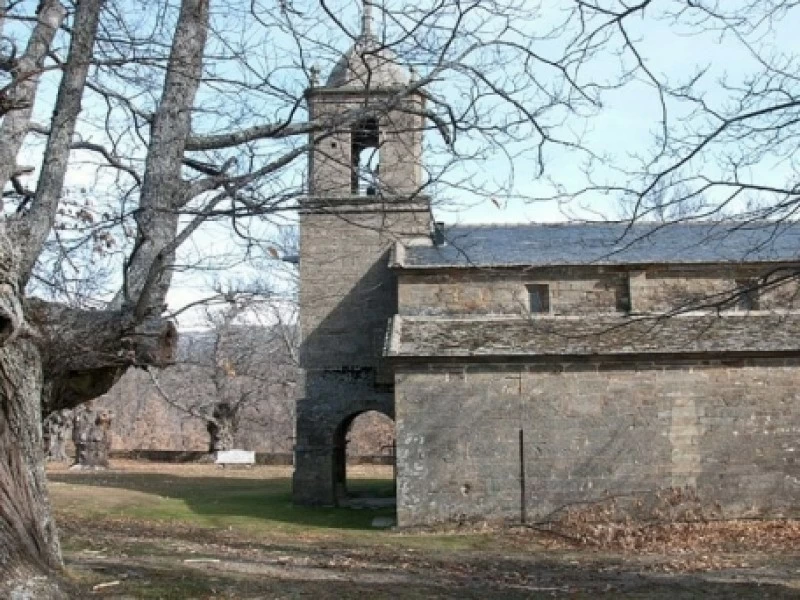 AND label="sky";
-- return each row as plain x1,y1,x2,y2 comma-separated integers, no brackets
5,0,800,326
442,0,800,225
